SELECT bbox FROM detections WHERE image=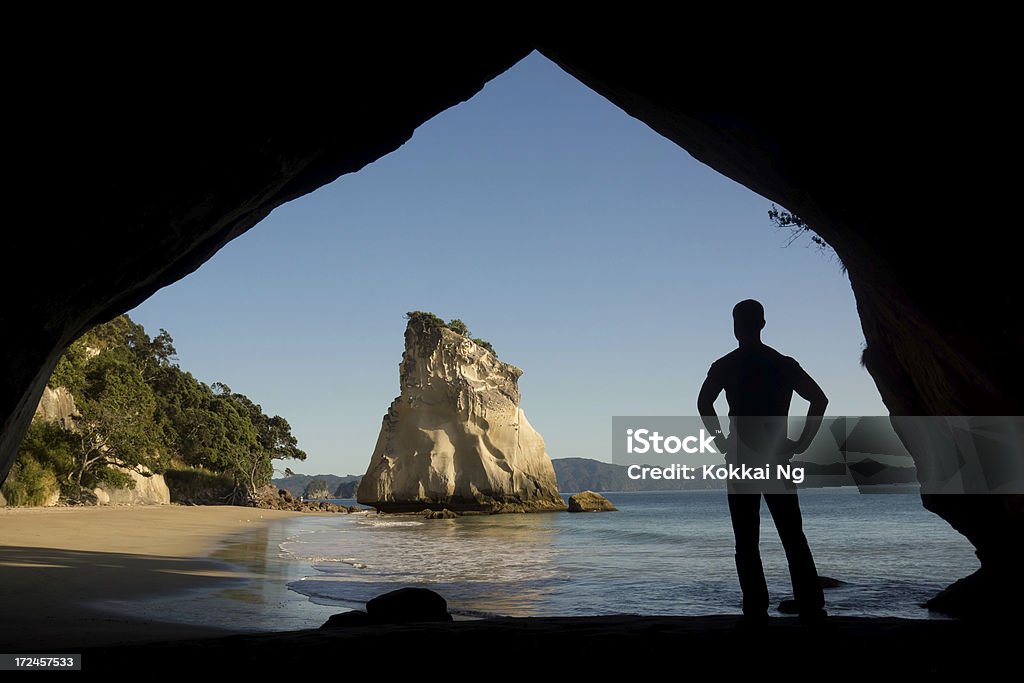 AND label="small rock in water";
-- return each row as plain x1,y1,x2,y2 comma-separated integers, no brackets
567,491,617,512
423,508,458,519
